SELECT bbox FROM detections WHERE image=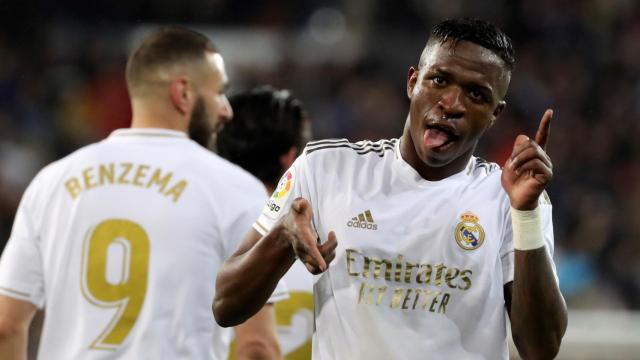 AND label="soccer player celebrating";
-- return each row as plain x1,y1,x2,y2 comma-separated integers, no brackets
0,28,283,359
213,18,567,359
217,86,314,360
